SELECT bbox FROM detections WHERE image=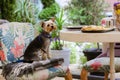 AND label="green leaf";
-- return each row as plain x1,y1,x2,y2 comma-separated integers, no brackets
14,8,21,14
